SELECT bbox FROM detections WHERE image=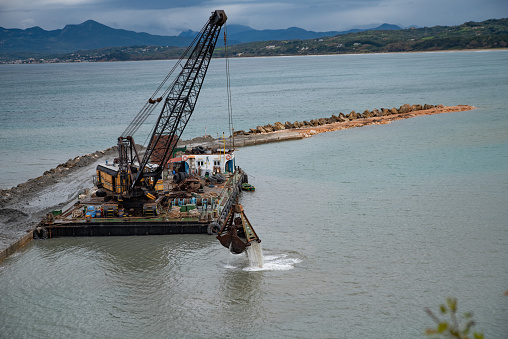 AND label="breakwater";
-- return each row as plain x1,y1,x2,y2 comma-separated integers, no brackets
0,147,117,207
228,104,475,147
238,104,446,135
